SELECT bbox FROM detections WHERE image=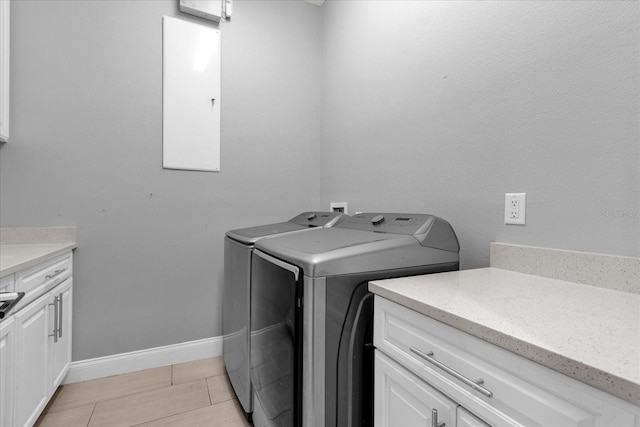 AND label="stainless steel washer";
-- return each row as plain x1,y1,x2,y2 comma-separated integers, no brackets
249,213,460,427
222,212,345,419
